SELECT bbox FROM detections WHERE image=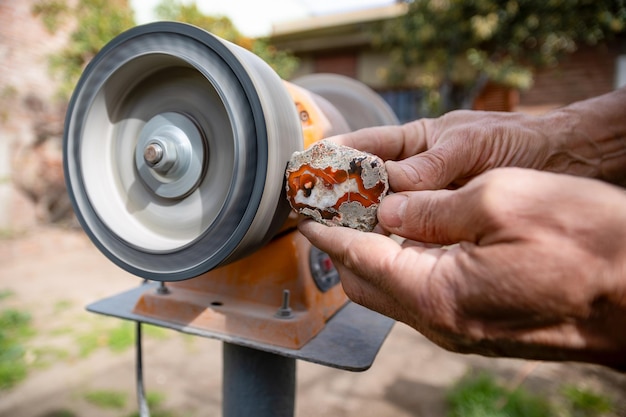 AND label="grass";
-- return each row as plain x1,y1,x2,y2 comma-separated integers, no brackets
446,372,553,417
0,289,15,300
53,299,74,313
446,372,615,417
0,292,173,390
83,388,180,415
74,318,134,357
43,411,77,417
108,321,136,352
84,389,127,409
122,391,180,417
562,385,614,417
0,307,35,389
32,346,70,369
75,319,171,357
